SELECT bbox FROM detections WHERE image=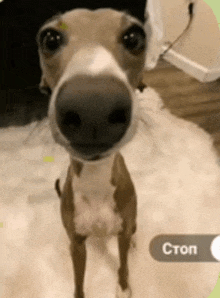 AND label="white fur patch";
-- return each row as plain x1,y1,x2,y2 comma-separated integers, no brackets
58,46,130,89
87,47,124,77
73,191,123,237
72,155,123,237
